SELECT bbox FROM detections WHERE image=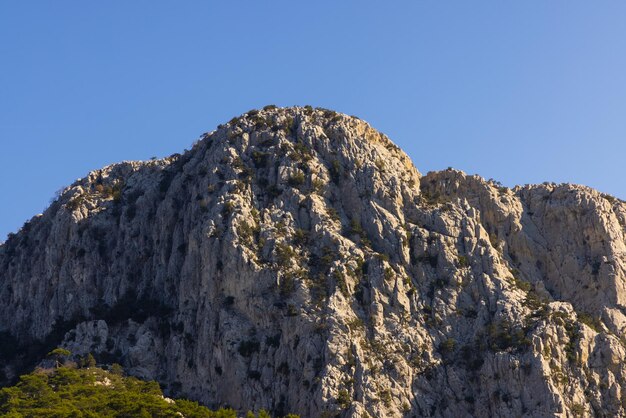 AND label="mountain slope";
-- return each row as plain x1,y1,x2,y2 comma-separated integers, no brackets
0,361,239,417
1,106,626,417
